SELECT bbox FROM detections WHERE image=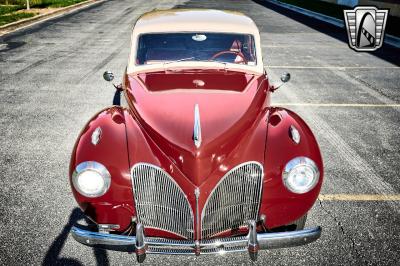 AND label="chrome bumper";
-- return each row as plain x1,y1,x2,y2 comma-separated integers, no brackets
71,223,321,262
